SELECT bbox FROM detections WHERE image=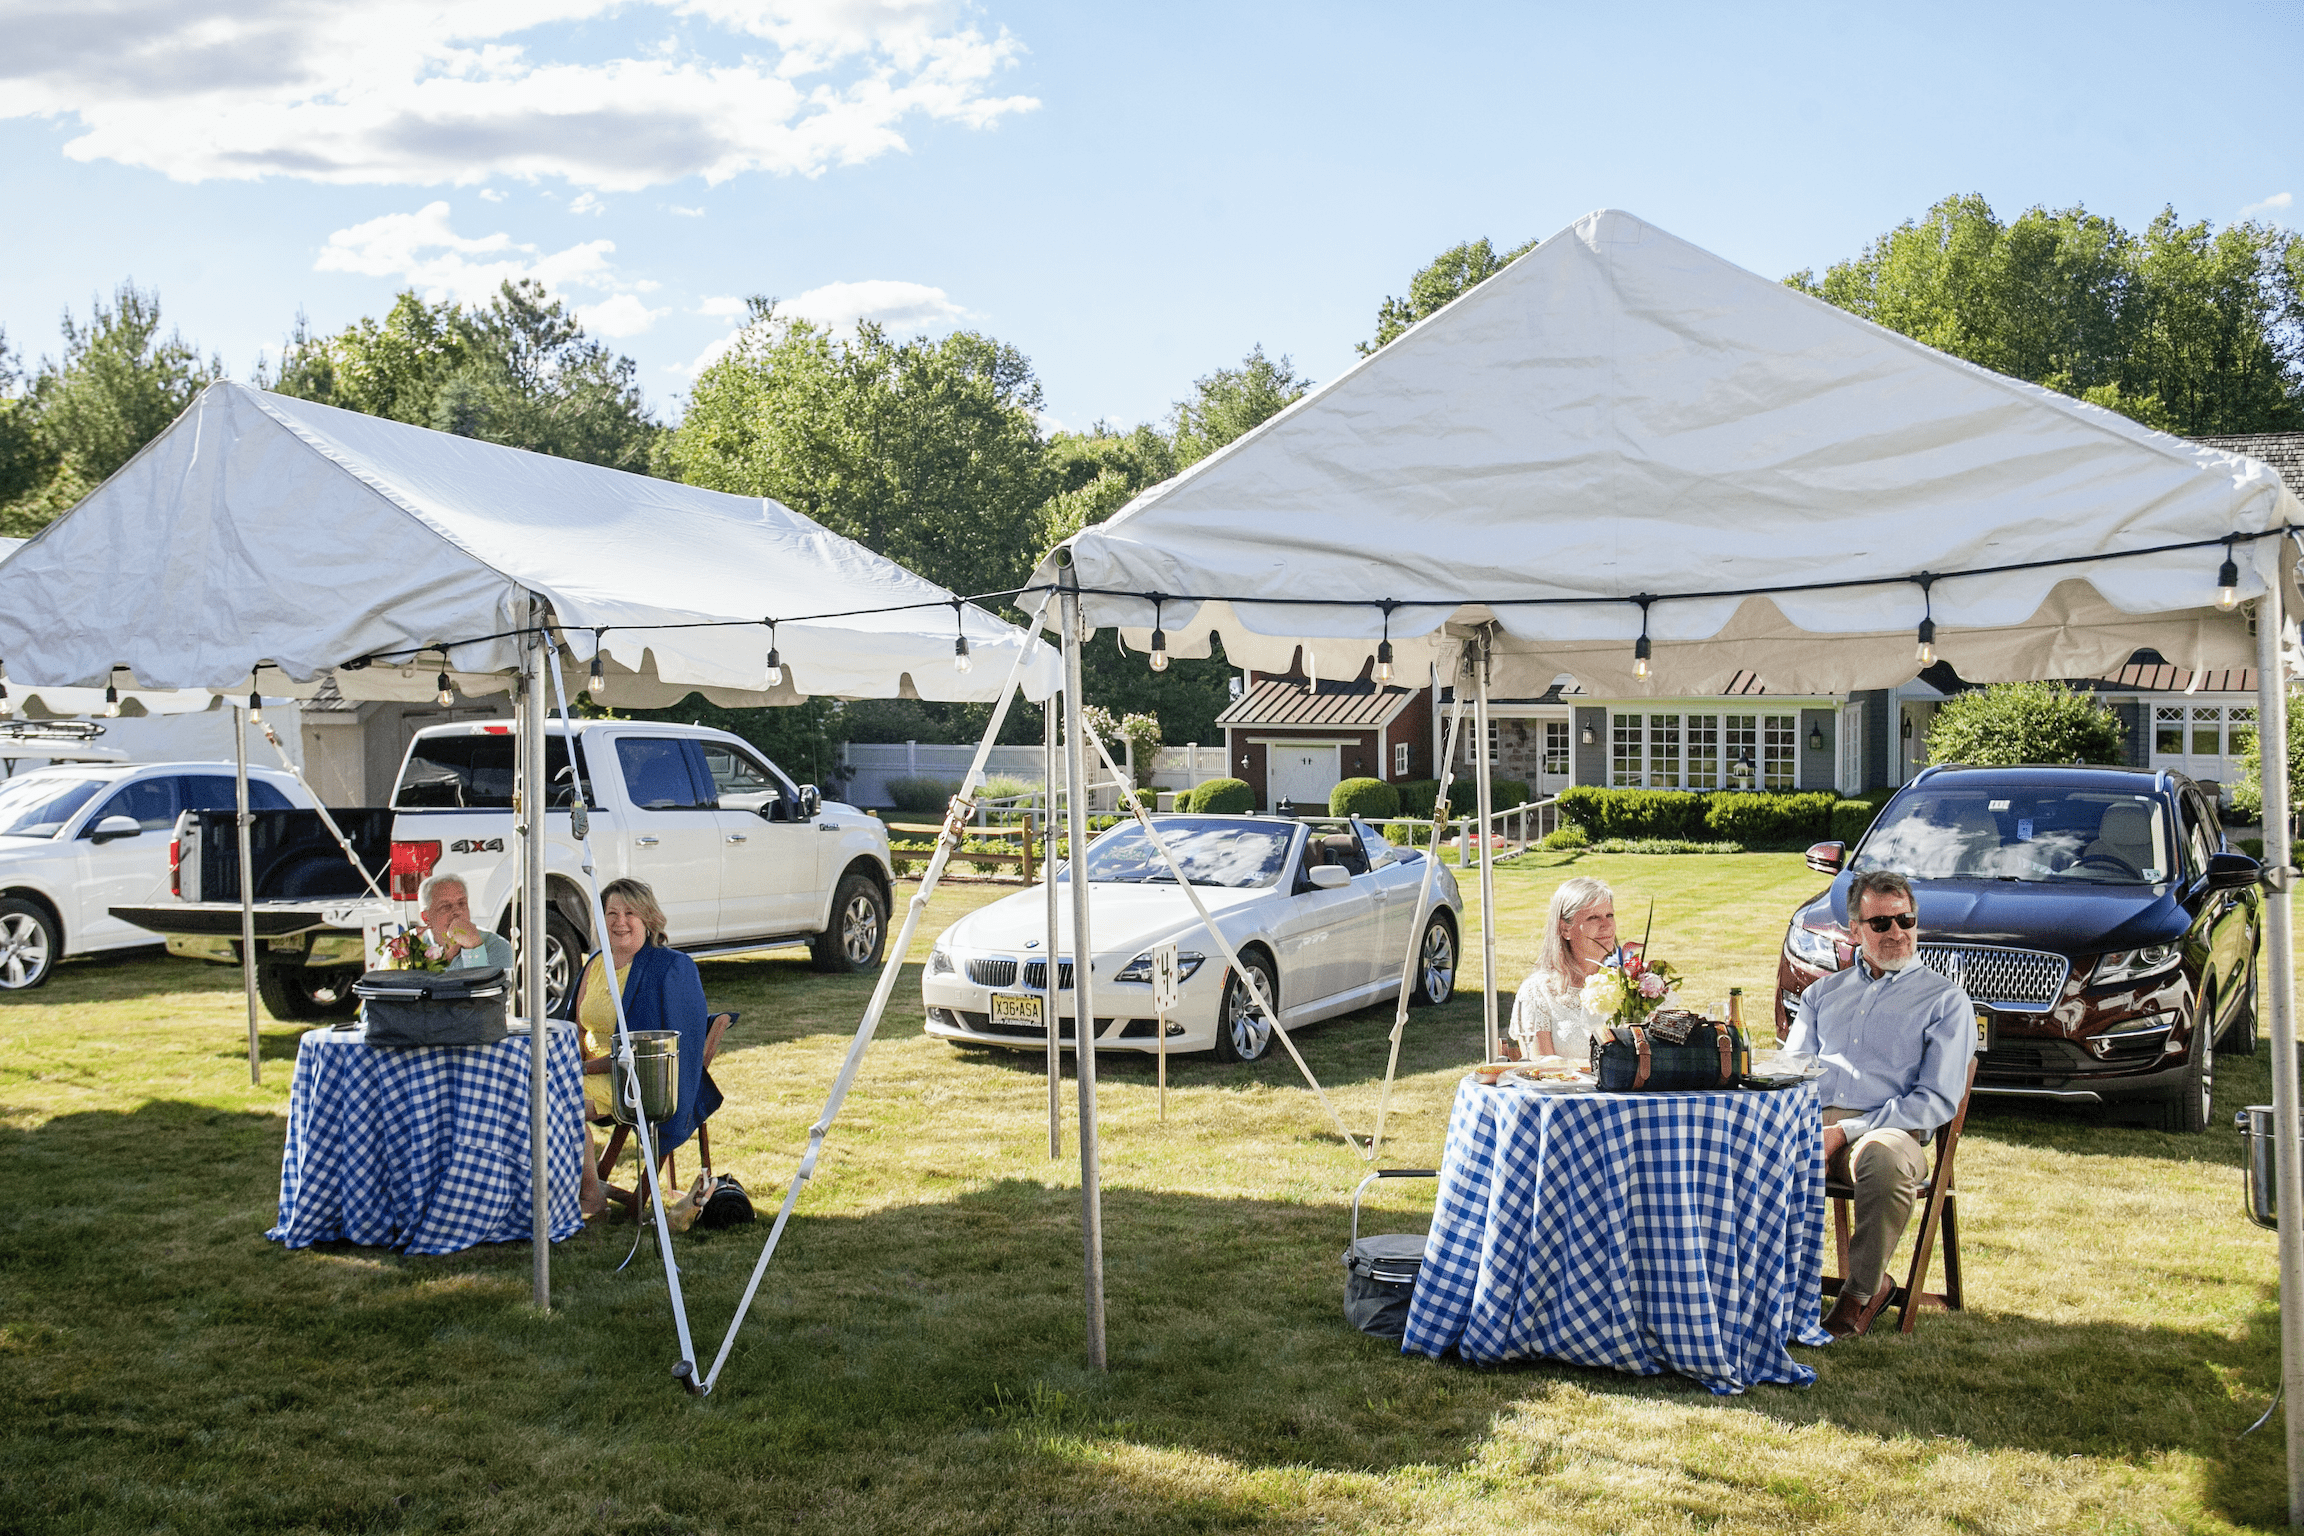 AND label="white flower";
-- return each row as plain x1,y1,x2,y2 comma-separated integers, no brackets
1580,969,1626,1019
